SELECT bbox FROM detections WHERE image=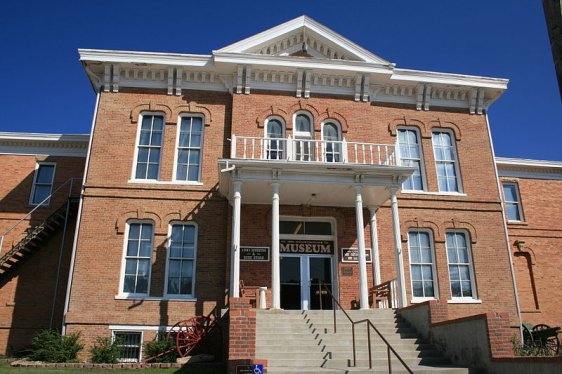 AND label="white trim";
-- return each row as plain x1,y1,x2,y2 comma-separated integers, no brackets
118,220,154,298
172,114,205,183
29,162,56,206
0,132,88,157
216,15,391,65
397,127,427,192
127,179,204,186
431,129,463,193
131,112,165,182
62,92,100,335
0,132,89,142
501,182,525,222
406,230,439,300
163,221,198,299
79,49,212,67
496,157,562,180
444,230,478,300
114,295,197,301
447,299,482,304
400,190,467,197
